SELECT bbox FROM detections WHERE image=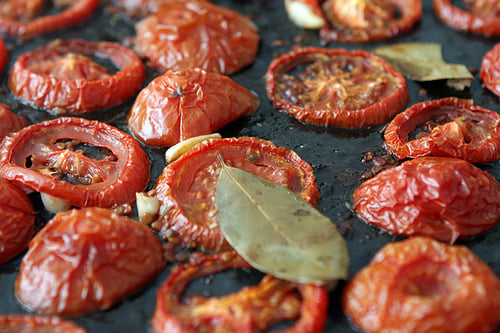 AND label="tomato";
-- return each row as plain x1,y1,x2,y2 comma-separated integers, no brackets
0,103,27,141
0,36,7,76
9,39,146,115
0,0,99,40
343,237,500,333
0,117,150,209
0,315,86,333
433,0,500,36
151,136,320,251
127,68,260,147
152,251,328,333
0,177,35,266
319,0,422,43
110,0,162,17
481,42,500,98
265,47,409,128
353,156,500,243
134,0,260,75
16,207,165,317
384,97,500,163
